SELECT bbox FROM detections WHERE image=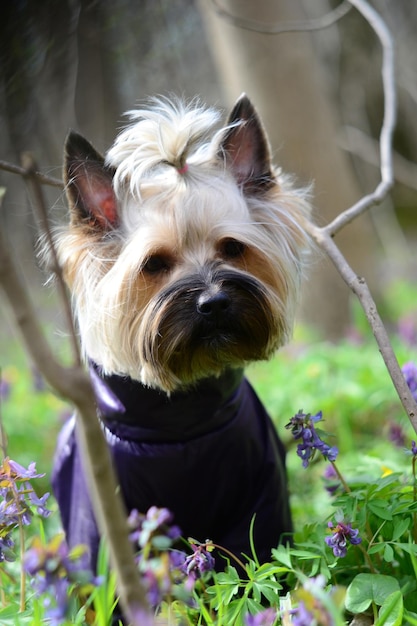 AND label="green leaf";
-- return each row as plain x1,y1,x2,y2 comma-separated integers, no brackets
403,612,417,625
260,583,283,605
289,549,323,560
271,546,292,568
368,543,385,555
384,543,394,562
391,517,410,541
391,542,417,556
255,561,289,578
367,501,393,521
375,591,403,626
345,574,400,613
210,569,241,607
